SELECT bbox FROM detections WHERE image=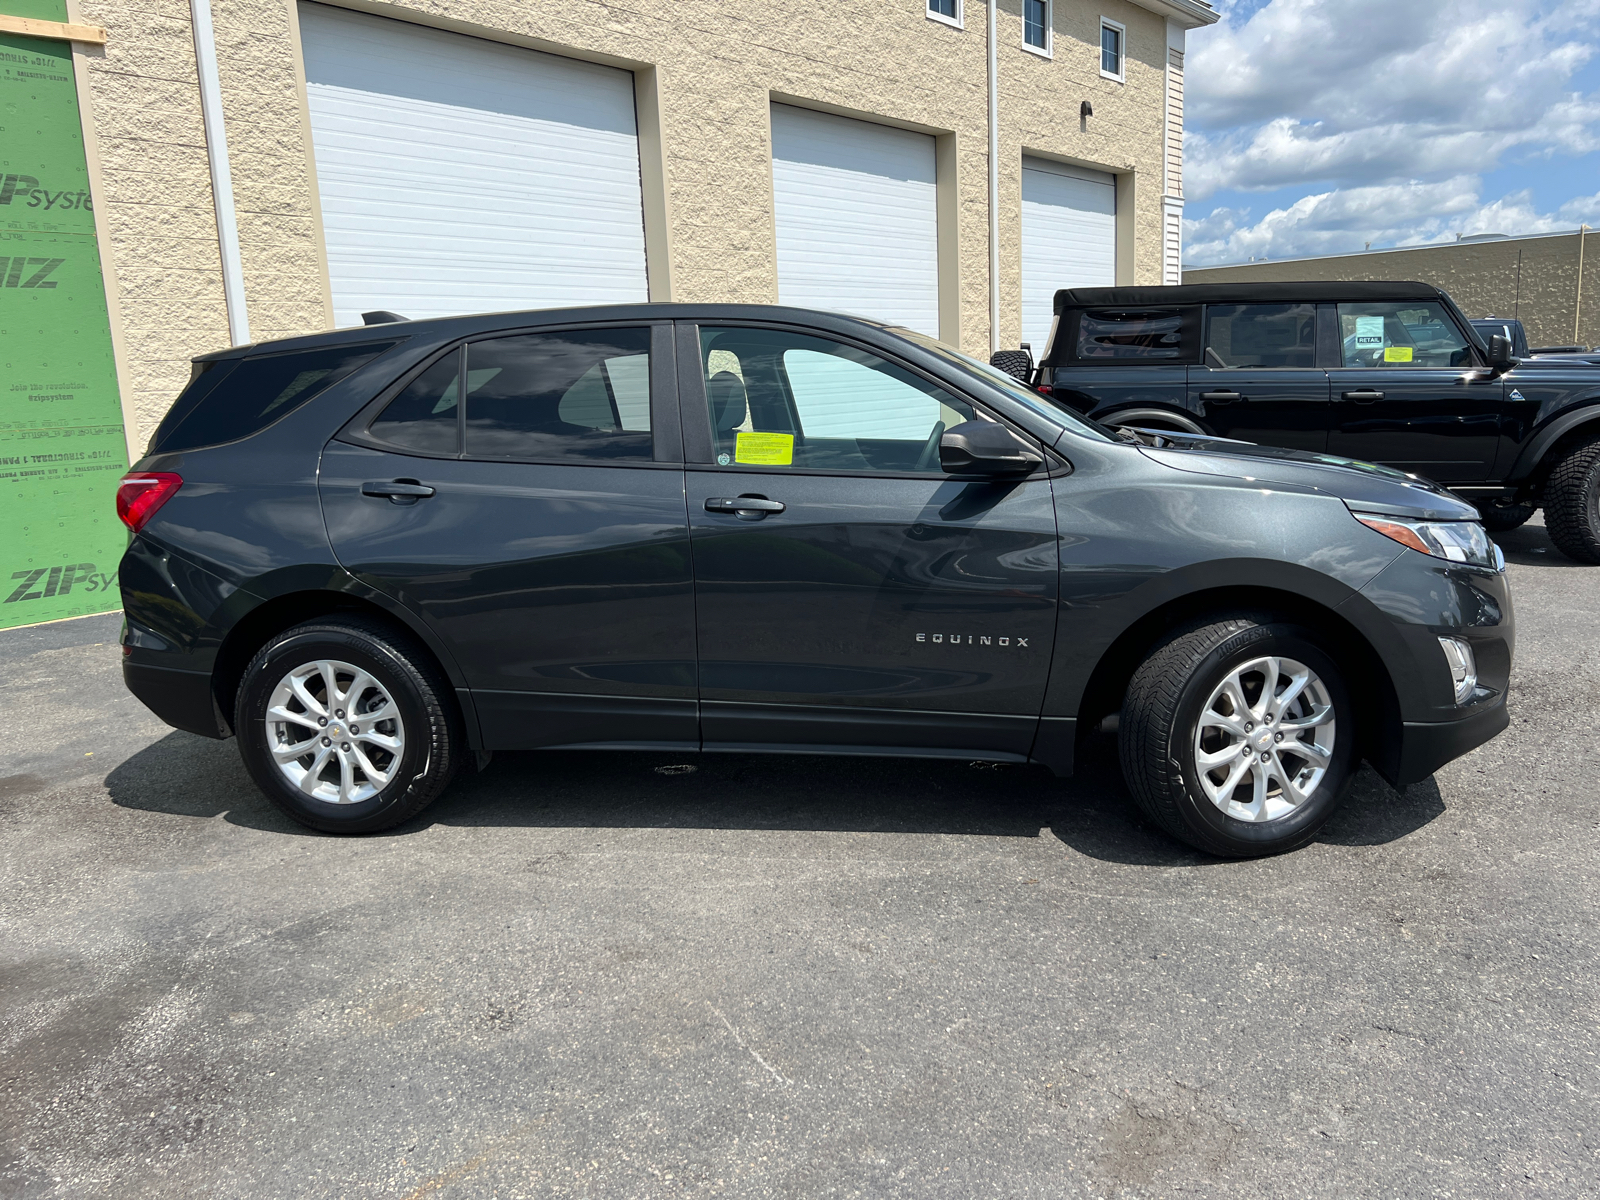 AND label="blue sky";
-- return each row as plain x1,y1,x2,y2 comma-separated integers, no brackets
1183,0,1600,265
